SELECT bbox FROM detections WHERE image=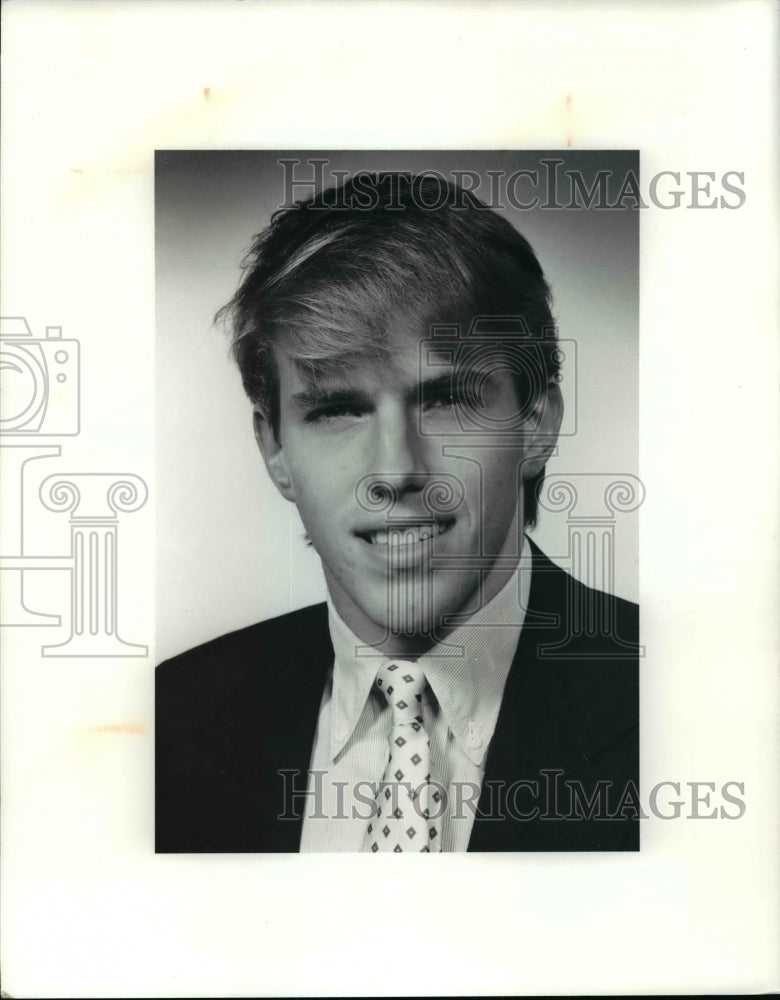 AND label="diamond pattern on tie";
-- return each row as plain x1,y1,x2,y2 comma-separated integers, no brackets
362,660,442,853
